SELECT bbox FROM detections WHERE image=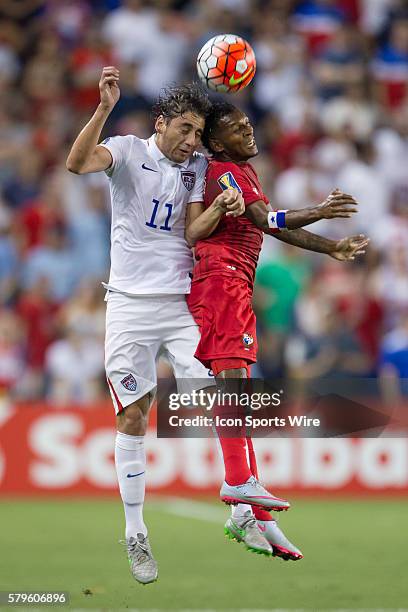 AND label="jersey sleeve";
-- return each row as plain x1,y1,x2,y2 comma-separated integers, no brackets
213,164,262,207
187,155,208,204
99,135,134,177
